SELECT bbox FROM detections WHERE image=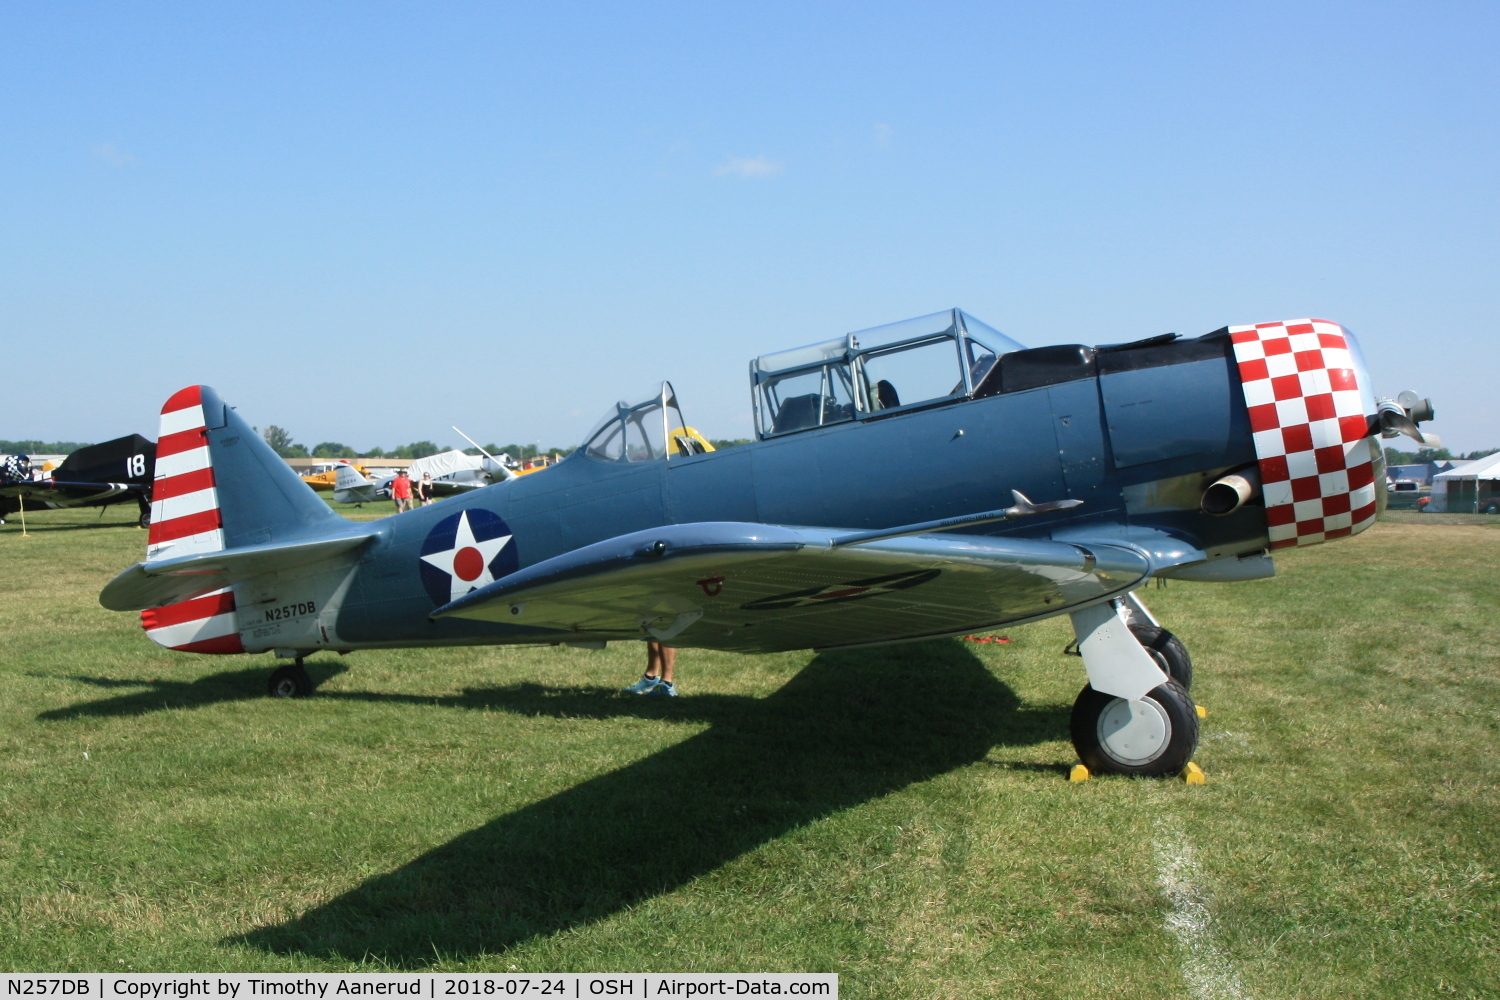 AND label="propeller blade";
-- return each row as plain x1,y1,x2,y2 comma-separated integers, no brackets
1379,408,1432,445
